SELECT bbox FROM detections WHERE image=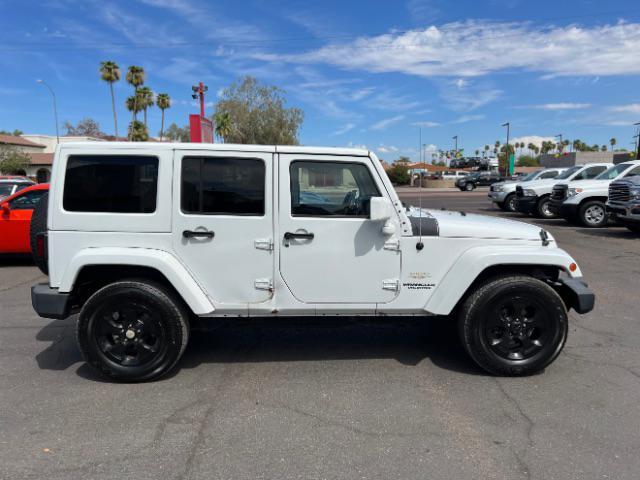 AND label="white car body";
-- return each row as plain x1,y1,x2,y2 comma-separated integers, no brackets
488,168,567,206
33,142,586,318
